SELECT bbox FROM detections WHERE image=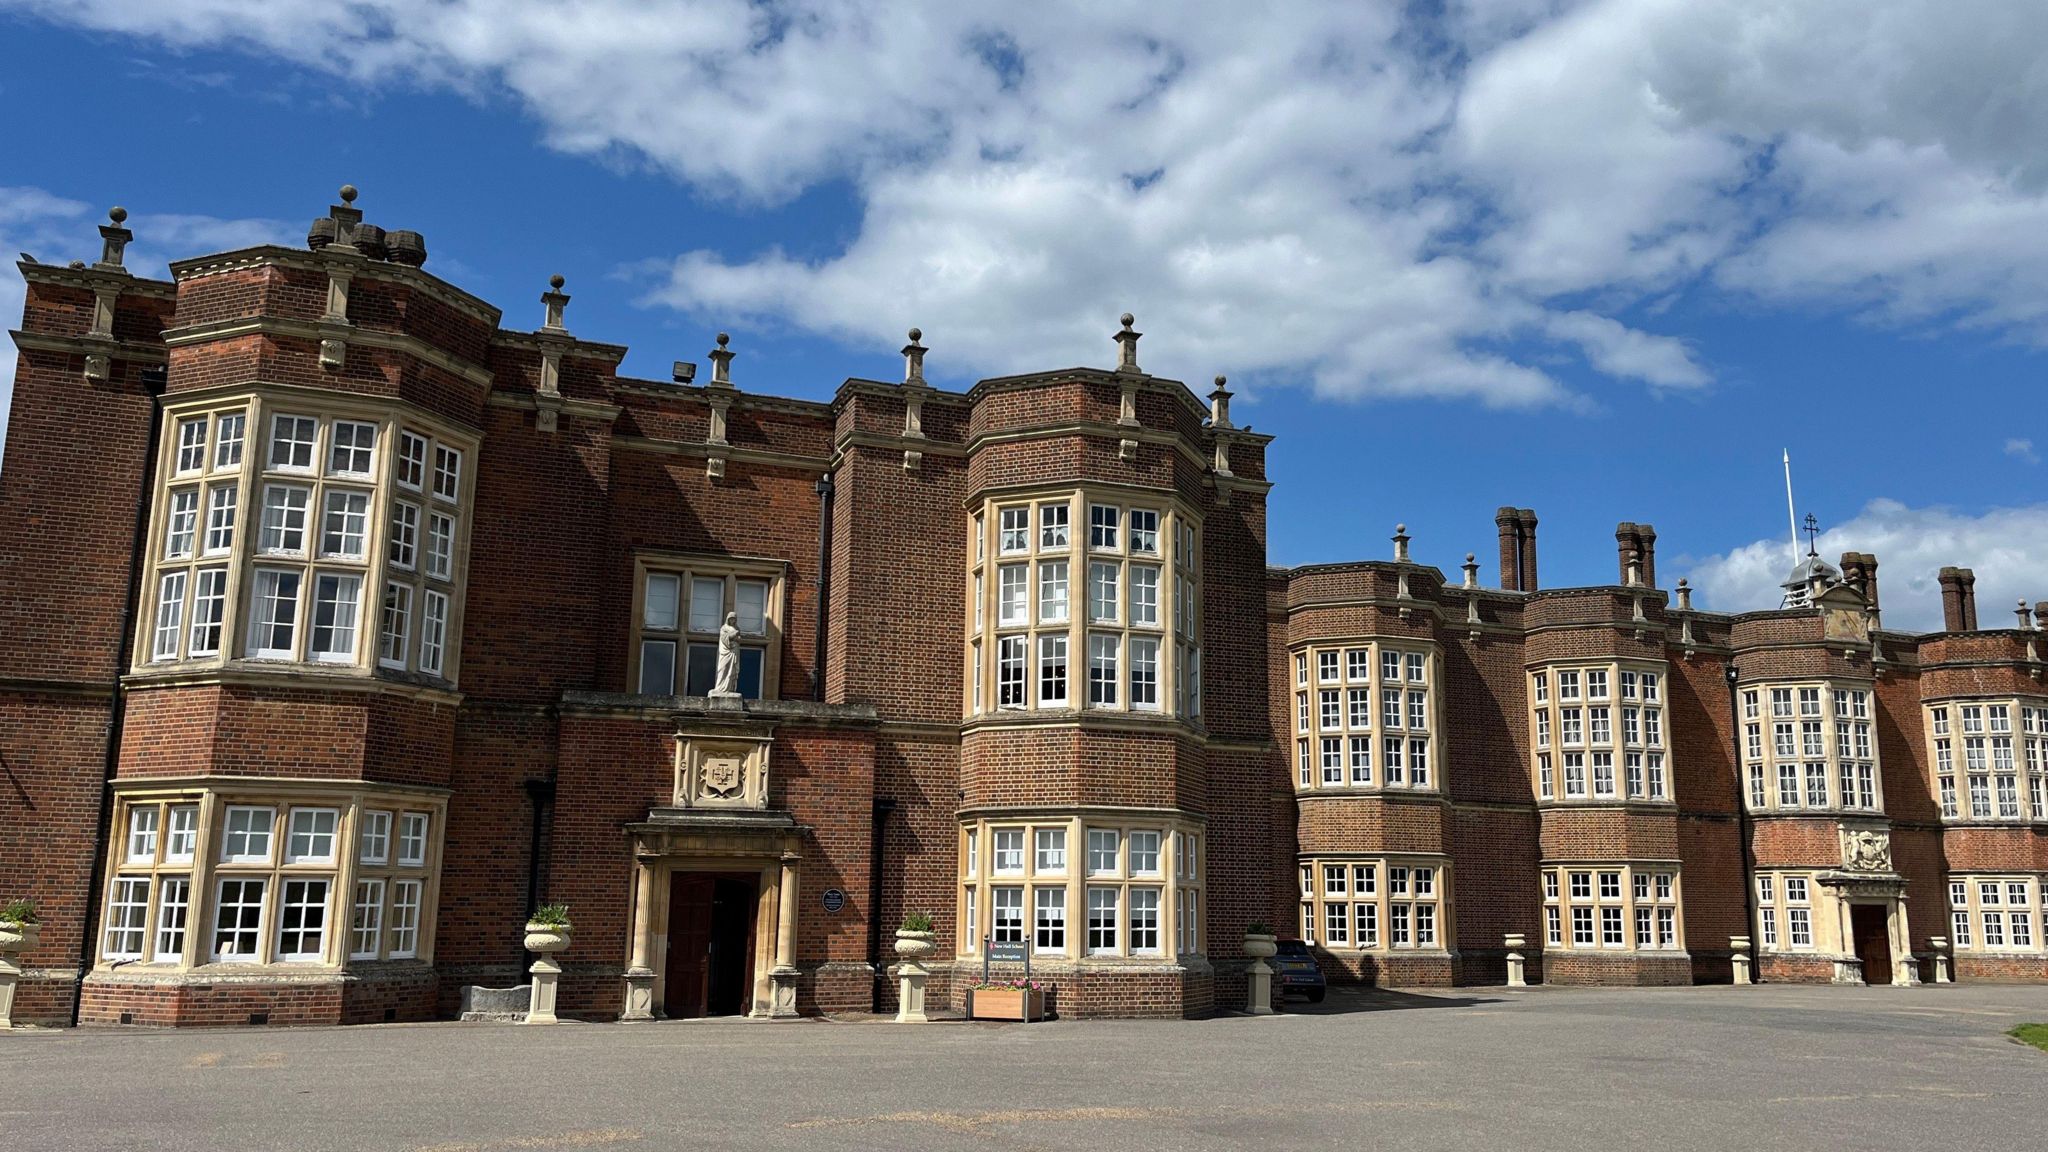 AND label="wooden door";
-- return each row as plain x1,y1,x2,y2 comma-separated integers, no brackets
665,874,715,1018
1850,903,1893,986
